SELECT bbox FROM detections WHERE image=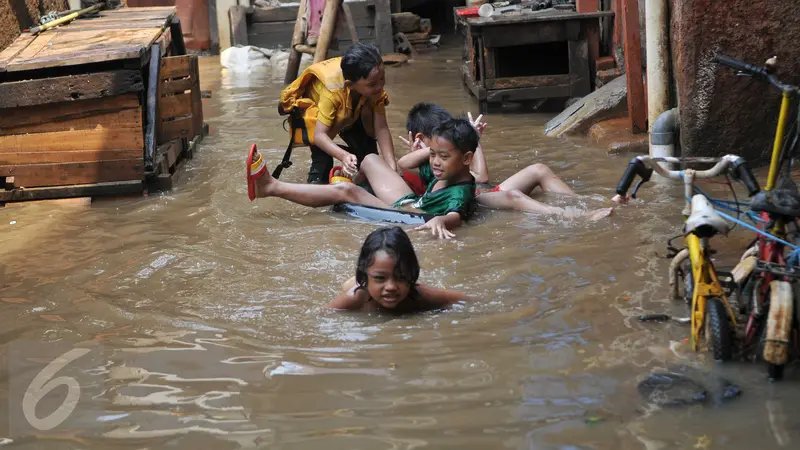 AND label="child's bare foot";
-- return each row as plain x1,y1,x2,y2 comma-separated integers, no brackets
562,206,614,221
